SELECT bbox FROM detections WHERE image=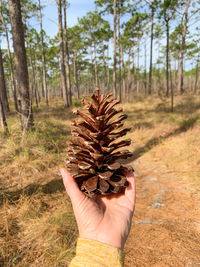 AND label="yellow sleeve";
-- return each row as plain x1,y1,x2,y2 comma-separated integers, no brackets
69,238,124,267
